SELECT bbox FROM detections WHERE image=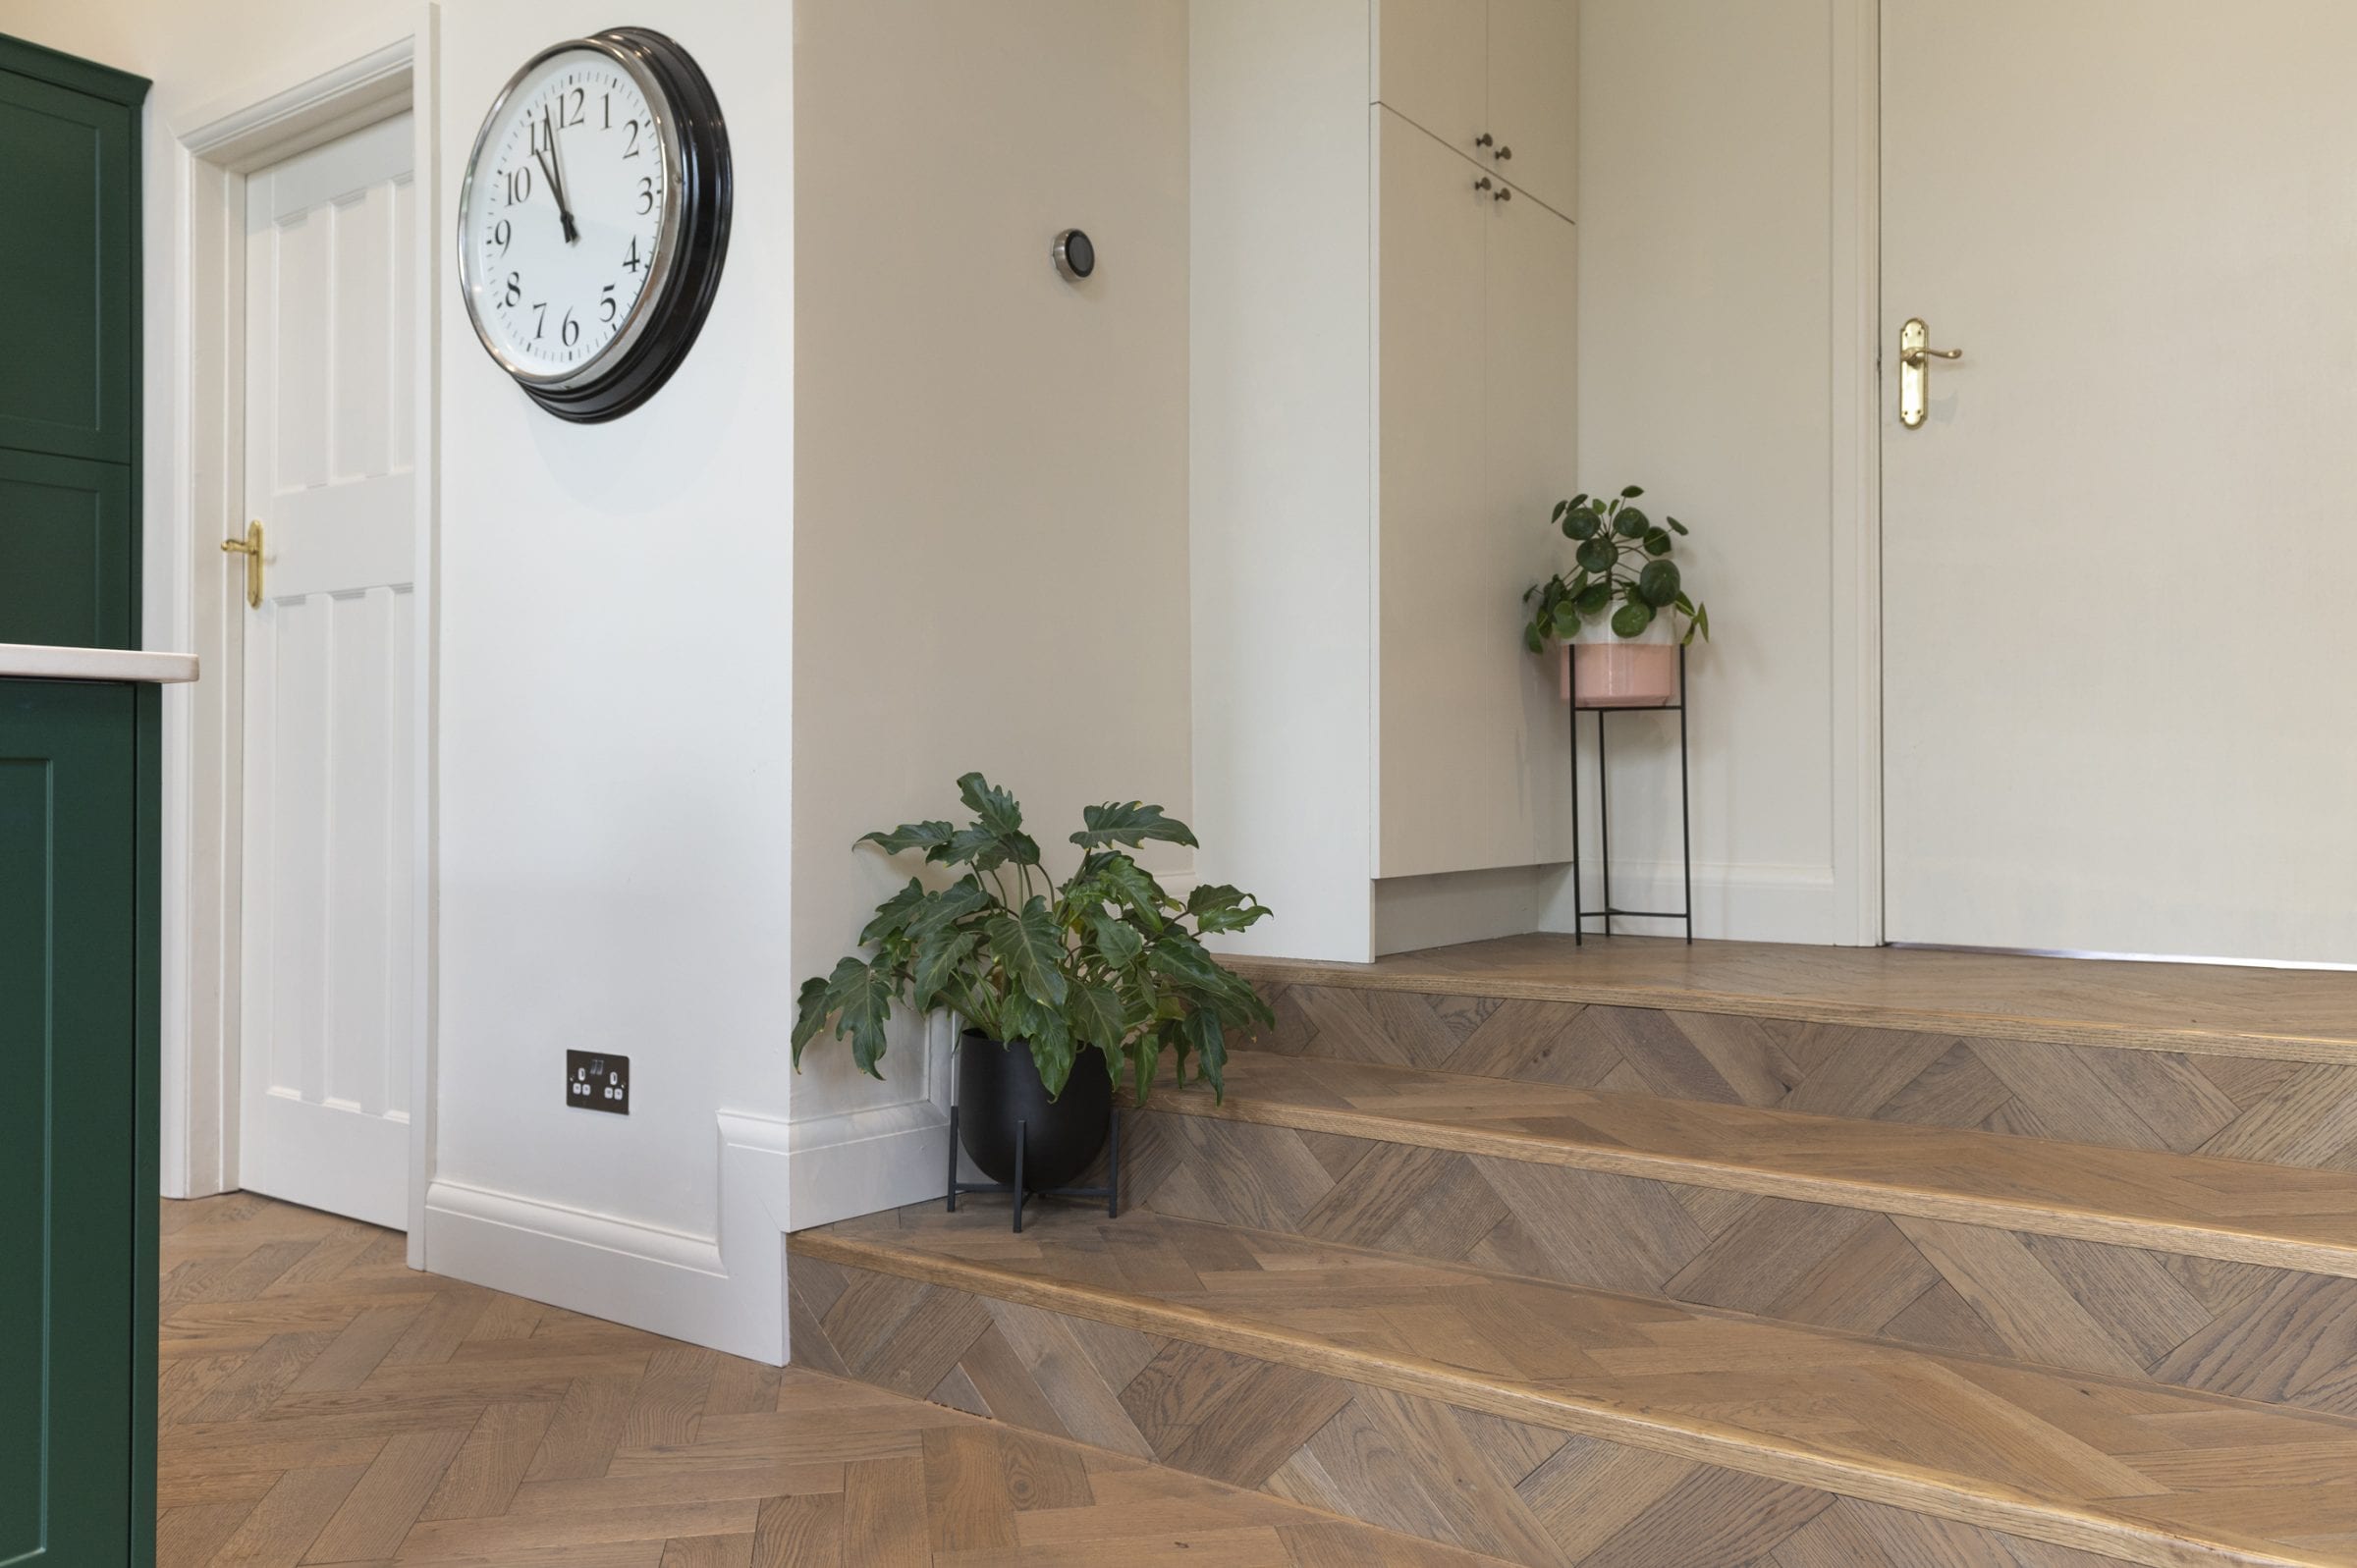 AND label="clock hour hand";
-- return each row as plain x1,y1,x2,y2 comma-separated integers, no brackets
534,111,579,244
